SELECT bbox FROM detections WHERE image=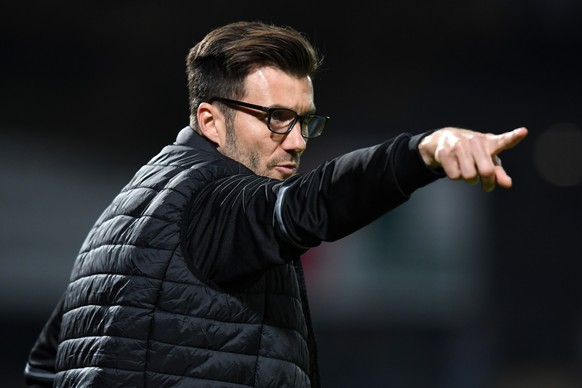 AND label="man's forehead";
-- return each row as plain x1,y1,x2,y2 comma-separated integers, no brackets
243,66,315,110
